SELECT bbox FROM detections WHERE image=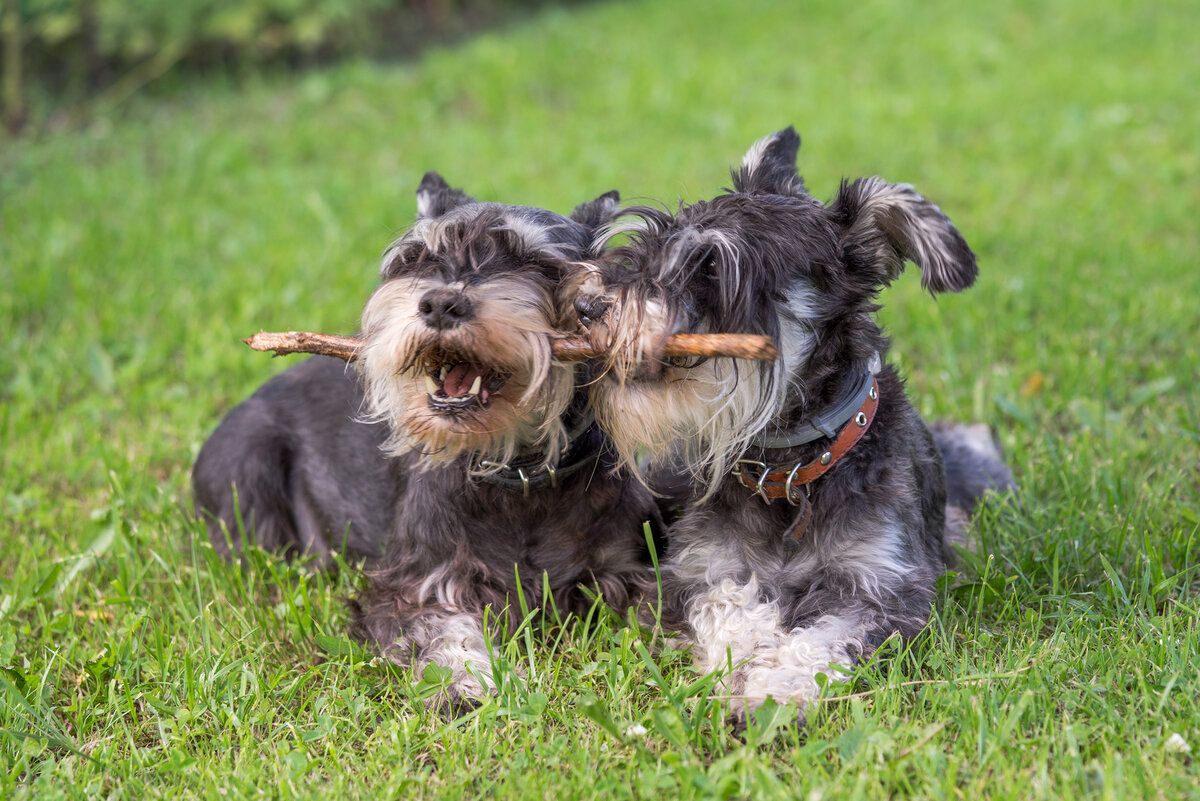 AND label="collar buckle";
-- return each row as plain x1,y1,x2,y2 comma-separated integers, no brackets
476,459,536,497
731,459,772,504
471,417,600,495
730,374,881,542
